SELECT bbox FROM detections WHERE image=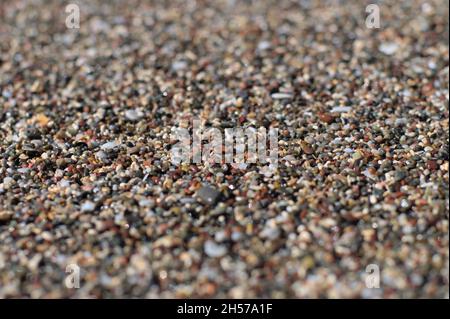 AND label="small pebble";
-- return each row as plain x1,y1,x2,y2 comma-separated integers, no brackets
196,185,222,205
204,240,227,258
331,106,352,113
271,93,293,100
379,42,399,55
81,201,96,212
